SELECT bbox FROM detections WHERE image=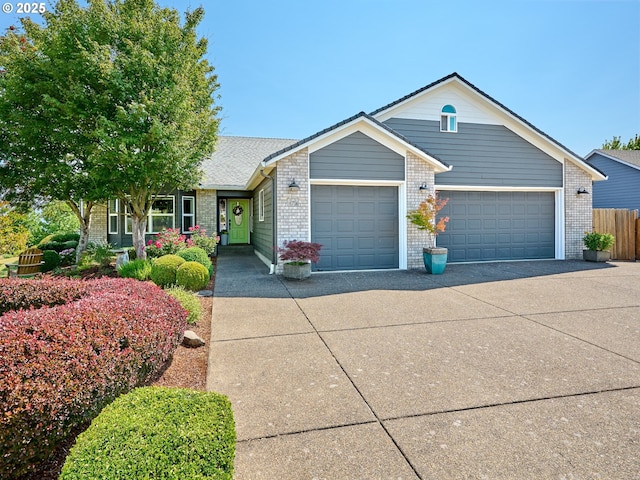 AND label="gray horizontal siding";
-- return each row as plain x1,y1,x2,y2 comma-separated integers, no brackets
253,176,274,262
588,154,640,211
384,119,562,187
310,131,404,181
